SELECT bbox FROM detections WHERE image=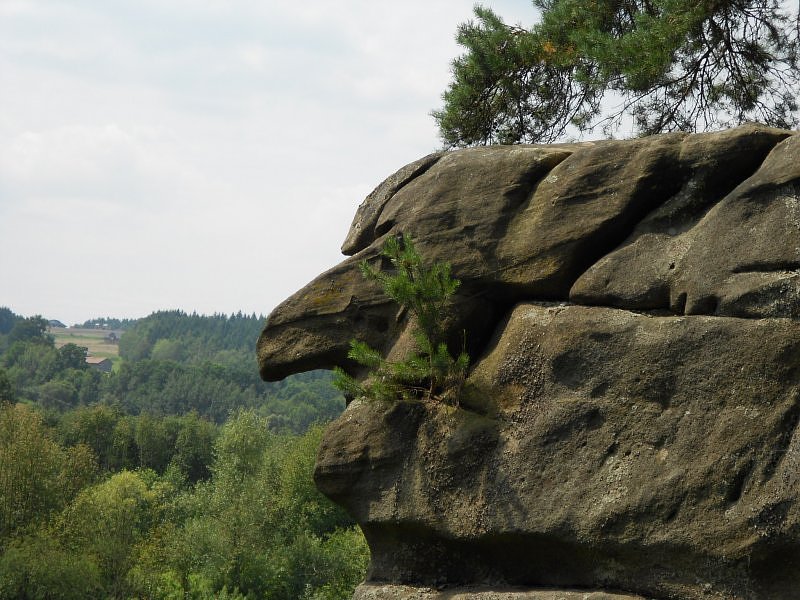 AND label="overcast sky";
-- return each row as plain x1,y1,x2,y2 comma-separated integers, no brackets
0,1,534,325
